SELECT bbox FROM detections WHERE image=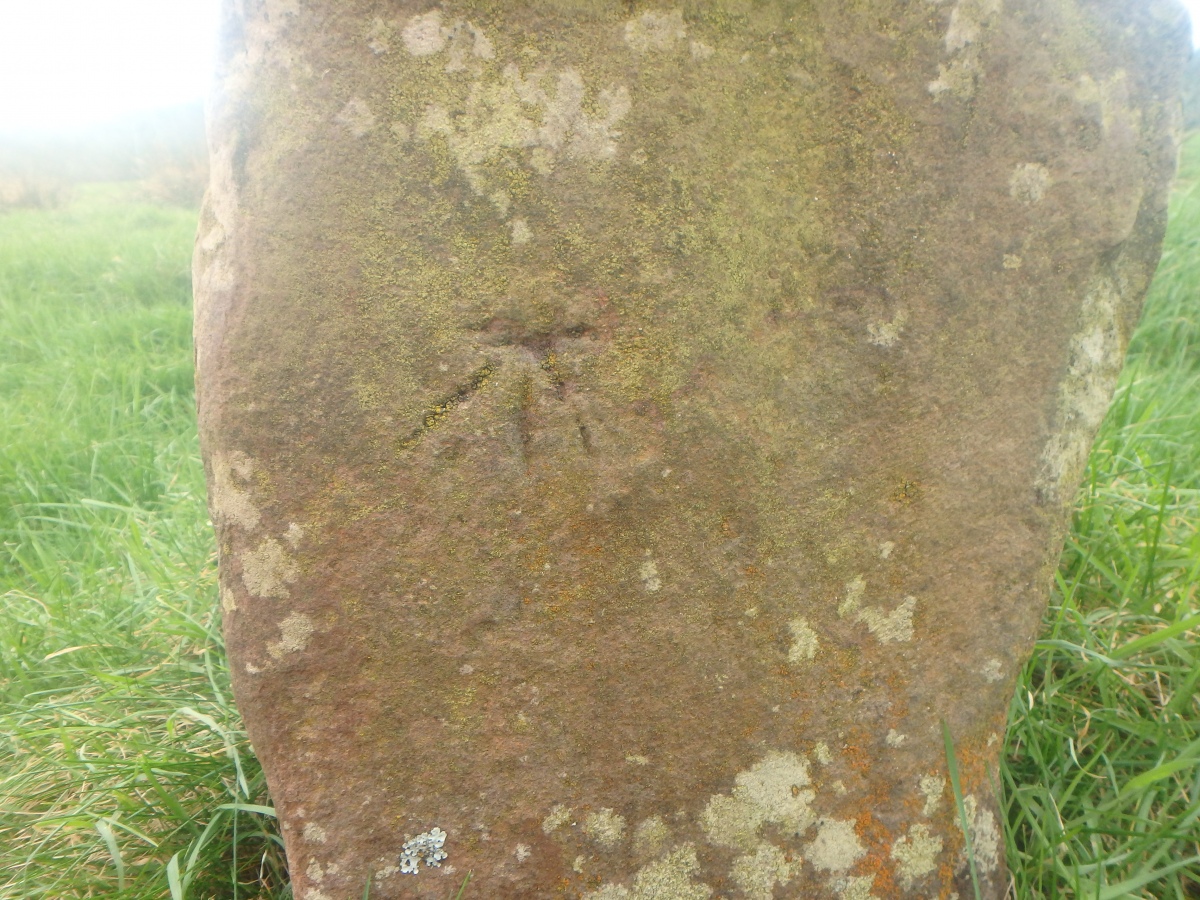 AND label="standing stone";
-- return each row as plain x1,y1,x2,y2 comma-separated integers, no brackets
194,2,1187,897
